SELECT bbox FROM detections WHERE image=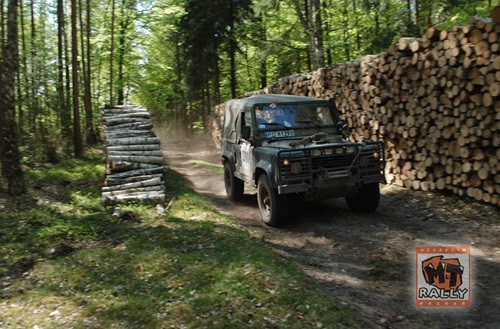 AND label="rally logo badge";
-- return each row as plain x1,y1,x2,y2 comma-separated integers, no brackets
416,246,470,307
